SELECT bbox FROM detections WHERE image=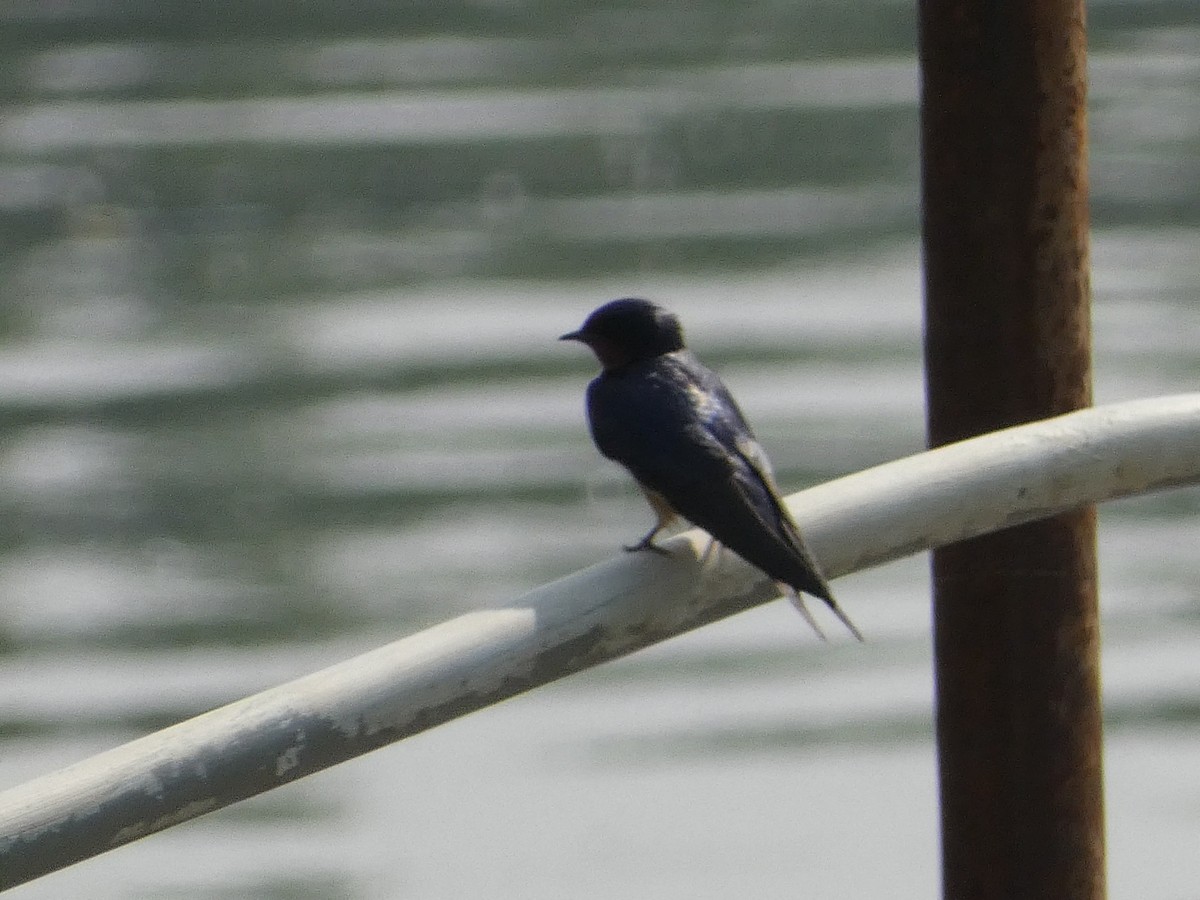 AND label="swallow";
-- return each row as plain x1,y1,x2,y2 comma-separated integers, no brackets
561,298,862,641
